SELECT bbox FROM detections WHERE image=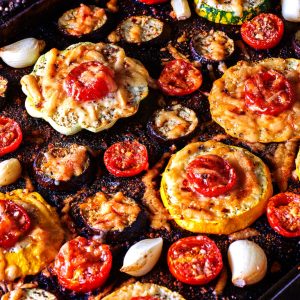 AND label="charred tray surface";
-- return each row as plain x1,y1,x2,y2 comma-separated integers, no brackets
0,0,299,299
